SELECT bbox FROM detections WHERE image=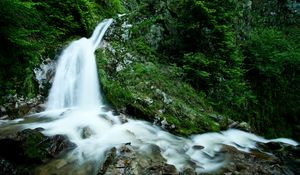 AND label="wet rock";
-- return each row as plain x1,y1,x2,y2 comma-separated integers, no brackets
98,147,117,175
2,95,45,119
48,134,76,157
0,128,76,164
192,145,204,150
212,144,300,175
144,163,178,175
80,127,94,139
0,106,6,113
119,113,128,123
100,143,180,175
236,122,251,132
0,115,9,120
34,58,56,90
182,167,196,175
55,159,68,169
228,122,239,129
101,106,111,112
228,121,251,132
28,103,46,114
258,142,300,174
